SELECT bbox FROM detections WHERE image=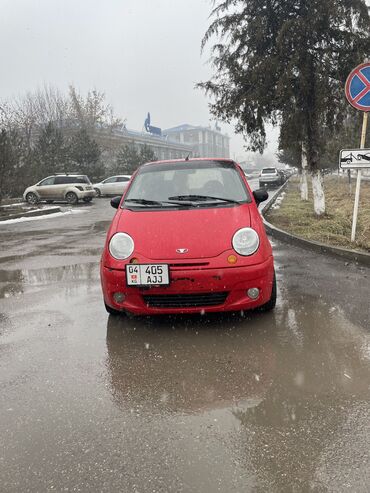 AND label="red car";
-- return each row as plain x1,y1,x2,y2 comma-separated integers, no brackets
100,158,276,316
